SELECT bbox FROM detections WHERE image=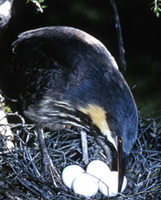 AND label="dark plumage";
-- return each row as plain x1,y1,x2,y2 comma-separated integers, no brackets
12,26,138,193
